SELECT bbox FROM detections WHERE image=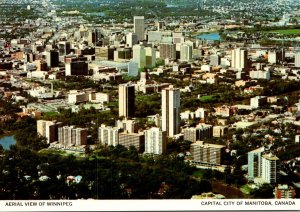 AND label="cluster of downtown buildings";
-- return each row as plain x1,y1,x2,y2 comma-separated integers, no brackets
2,0,300,198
